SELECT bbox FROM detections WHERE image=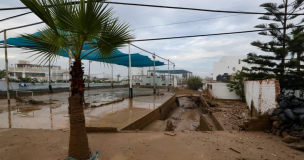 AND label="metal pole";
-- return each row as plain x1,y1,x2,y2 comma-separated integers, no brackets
168,59,170,84
4,30,10,104
128,43,133,98
173,64,175,87
88,61,91,90
153,54,156,95
48,61,53,93
111,65,113,89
